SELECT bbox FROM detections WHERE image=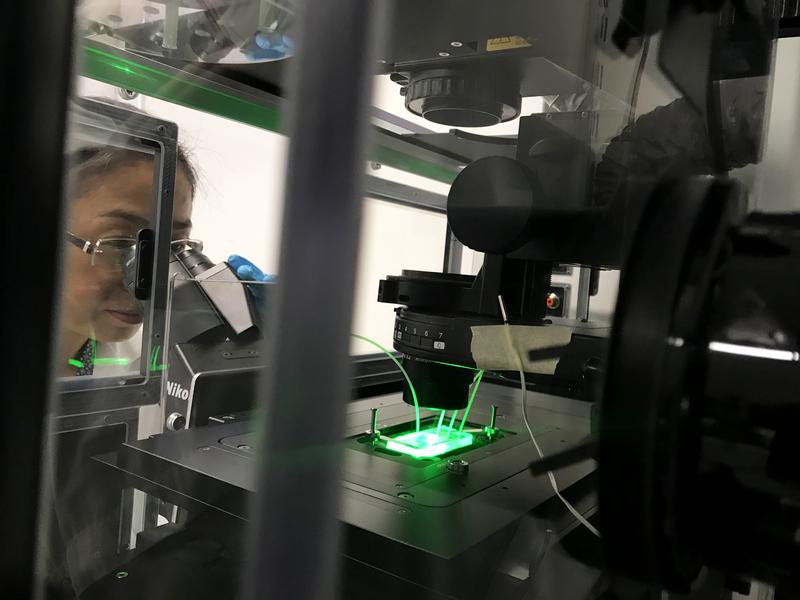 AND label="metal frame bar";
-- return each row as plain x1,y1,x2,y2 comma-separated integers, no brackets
1,2,77,593
779,16,800,37
80,41,461,184
576,266,592,322
364,174,448,213
242,1,389,598
443,225,465,273
53,100,179,417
